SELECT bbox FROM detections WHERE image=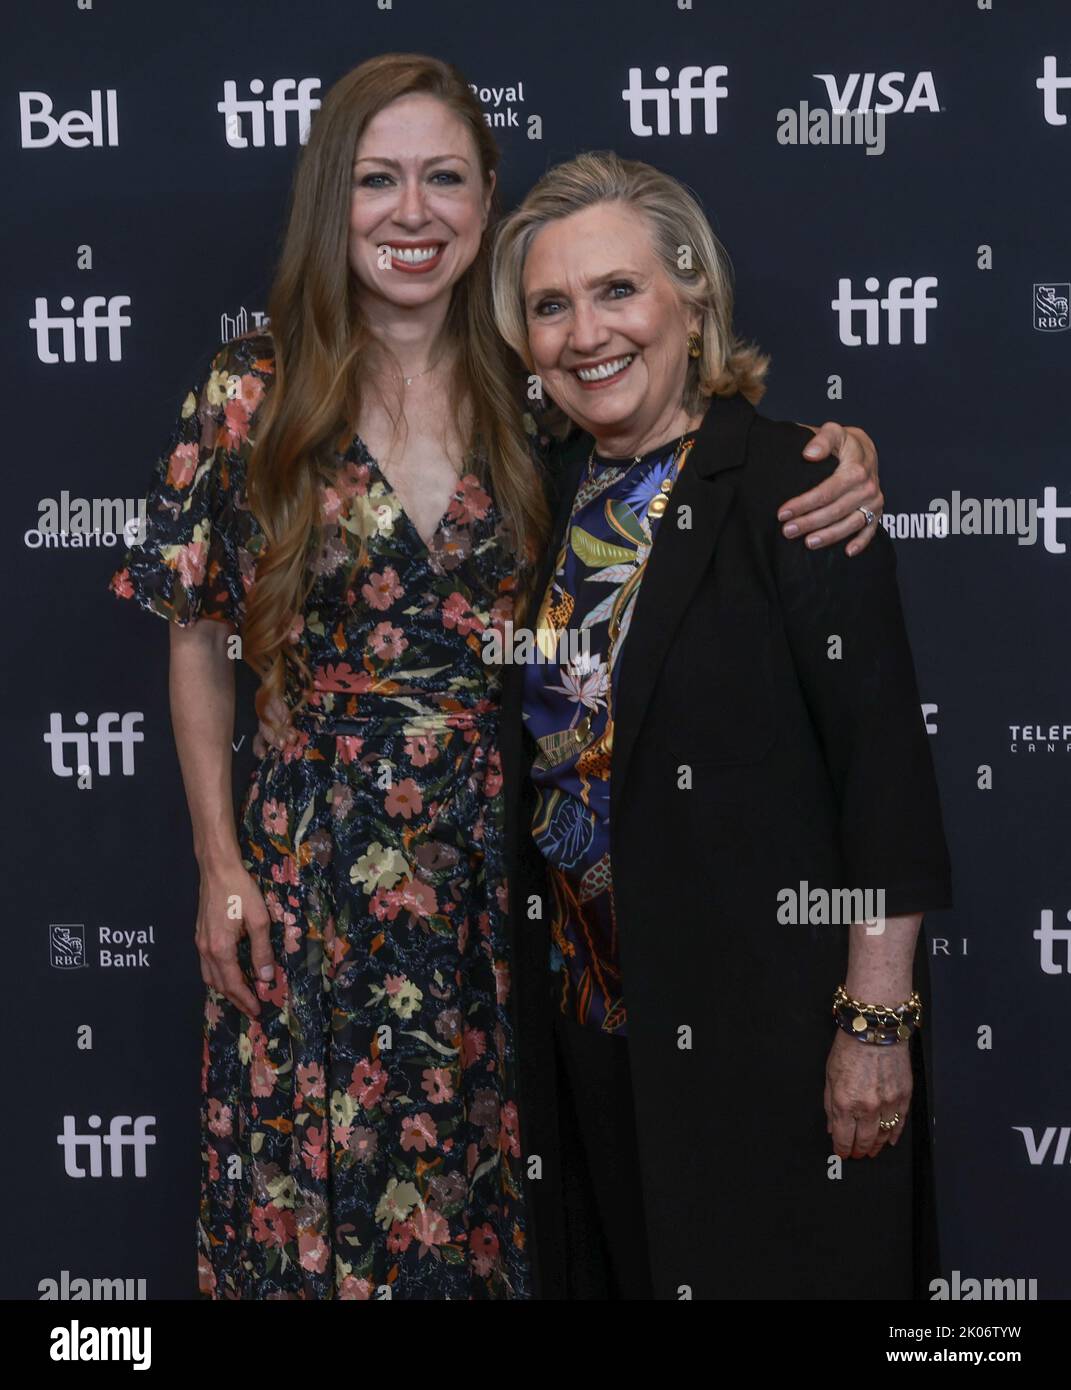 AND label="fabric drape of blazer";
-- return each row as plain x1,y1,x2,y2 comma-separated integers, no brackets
499,389,954,1301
